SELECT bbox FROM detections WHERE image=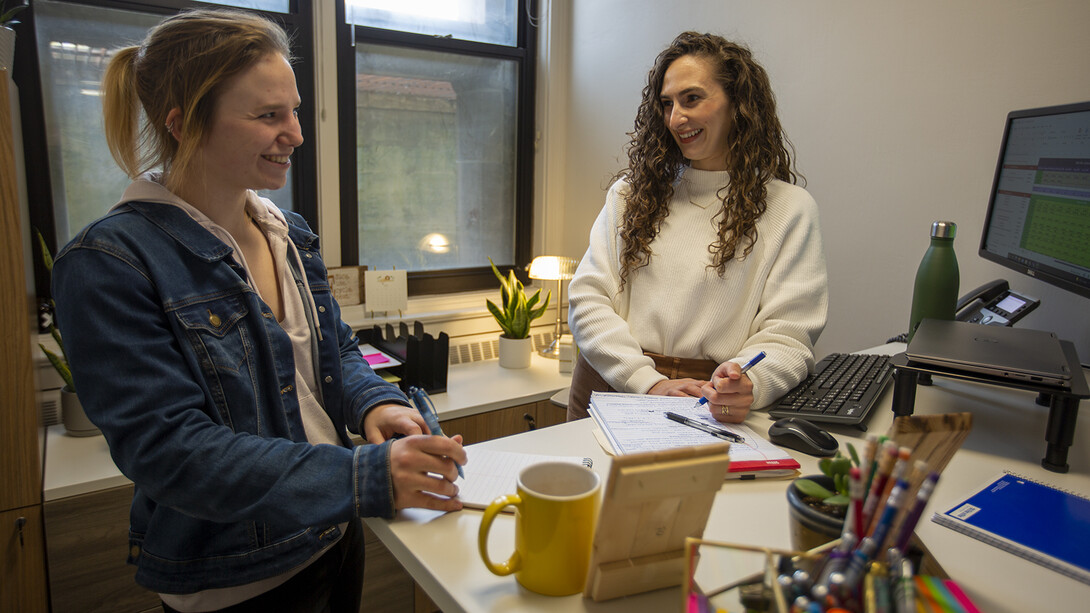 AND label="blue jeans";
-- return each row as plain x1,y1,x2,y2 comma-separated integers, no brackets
160,519,365,613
